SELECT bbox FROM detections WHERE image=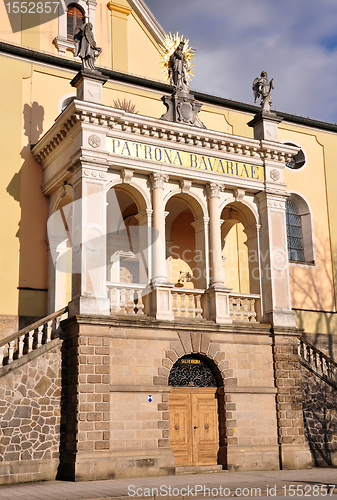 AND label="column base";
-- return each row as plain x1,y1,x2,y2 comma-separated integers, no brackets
280,443,313,470
68,296,110,316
